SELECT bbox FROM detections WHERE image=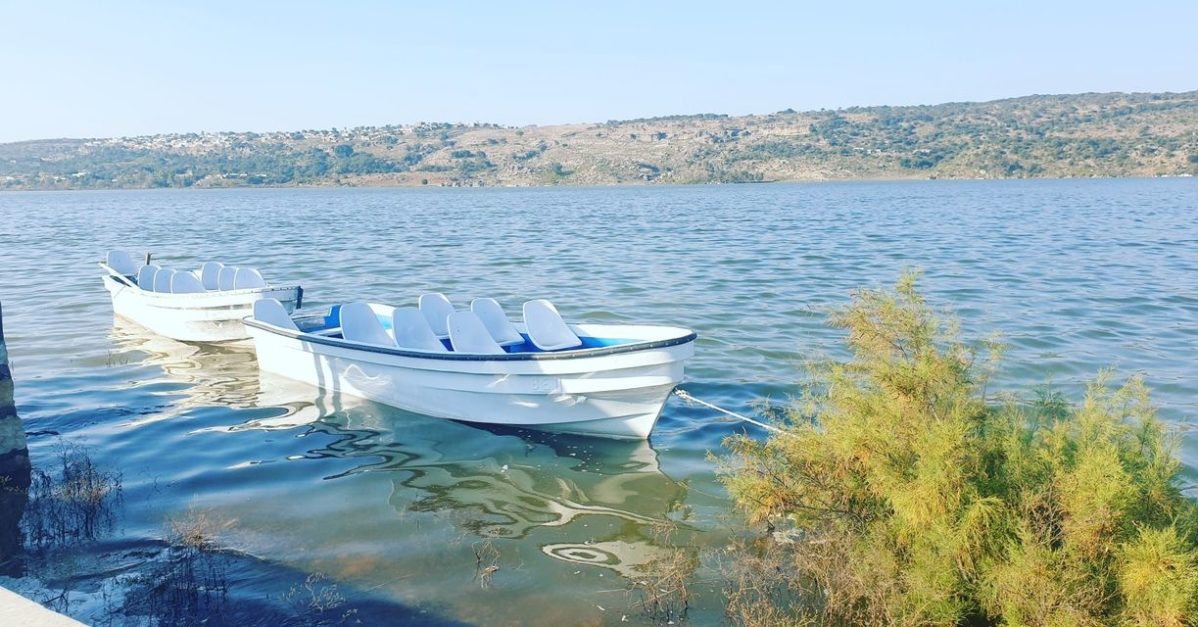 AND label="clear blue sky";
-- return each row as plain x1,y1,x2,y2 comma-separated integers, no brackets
2,0,1195,143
